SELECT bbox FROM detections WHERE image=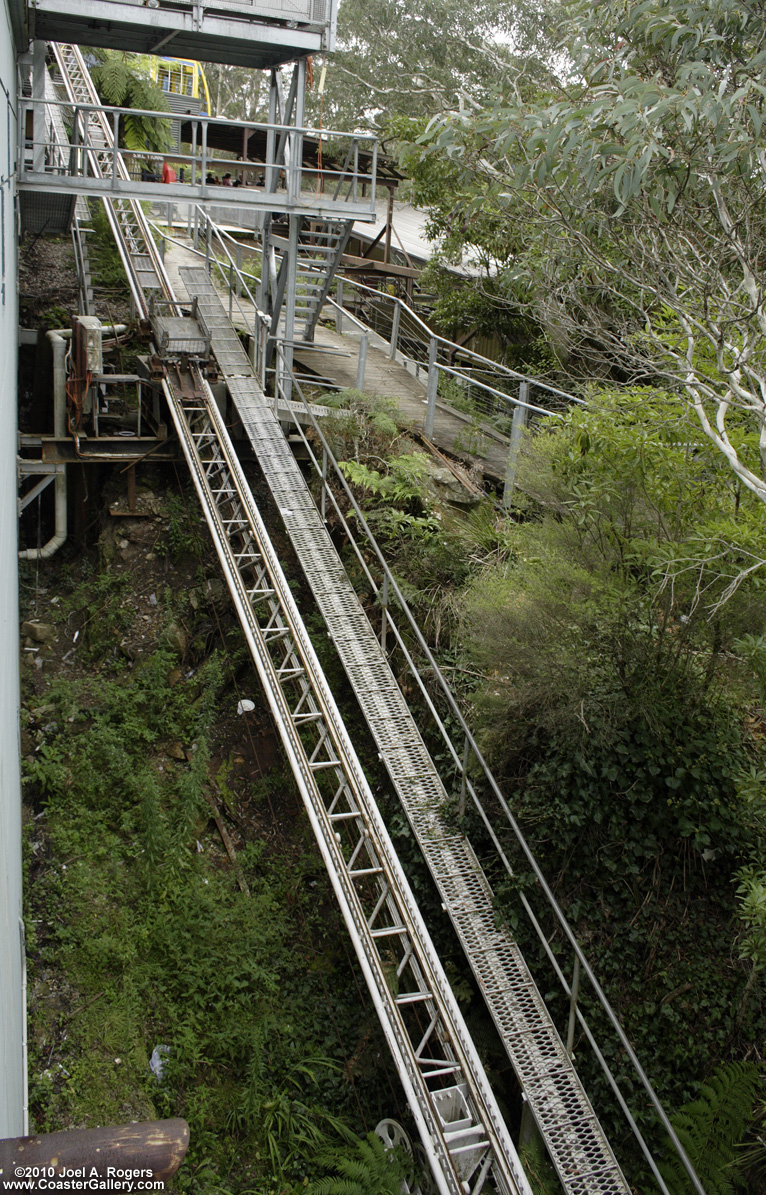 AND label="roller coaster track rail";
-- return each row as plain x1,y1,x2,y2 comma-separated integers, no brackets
48,42,707,1195
50,42,177,319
